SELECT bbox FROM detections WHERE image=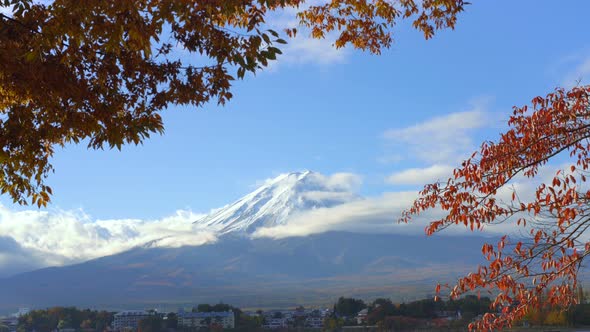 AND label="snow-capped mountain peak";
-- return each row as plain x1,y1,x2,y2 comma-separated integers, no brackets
193,171,359,234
